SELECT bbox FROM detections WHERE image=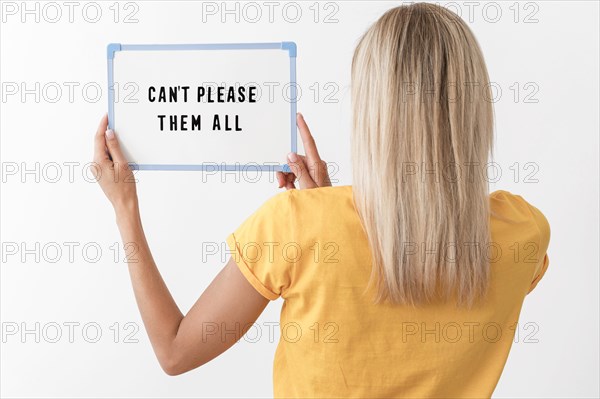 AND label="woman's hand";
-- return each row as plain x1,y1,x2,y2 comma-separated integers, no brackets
277,113,331,190
92,114,139,218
